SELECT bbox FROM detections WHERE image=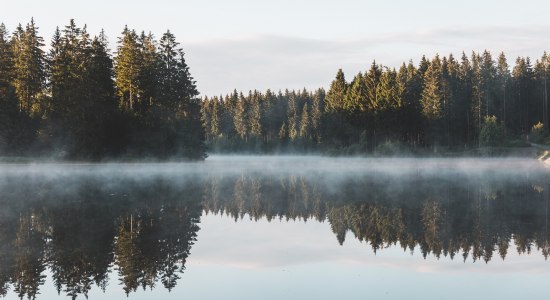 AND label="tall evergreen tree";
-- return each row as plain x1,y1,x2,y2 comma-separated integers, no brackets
115,26,141,112
248,91,262,137
287,93,298,141
299,103,310,139
11,19,45,114
325,69,347,112
233,92,247,140
0,23,13,84
496,52,511,127
421,56,443,120
365,61,382,111
344,72,367,112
